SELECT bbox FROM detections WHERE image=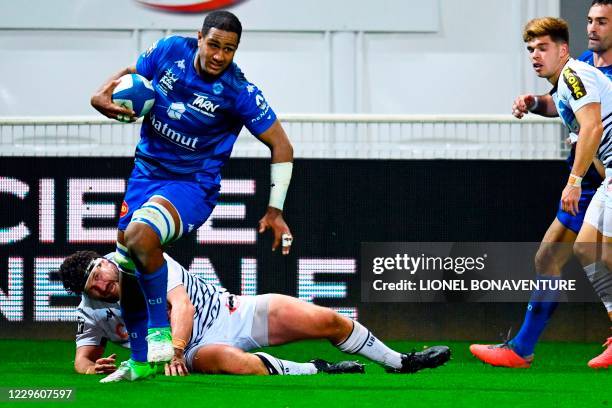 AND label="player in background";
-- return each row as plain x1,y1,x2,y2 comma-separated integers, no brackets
58,251,451,382
471,9,612,369
89,11,295,377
